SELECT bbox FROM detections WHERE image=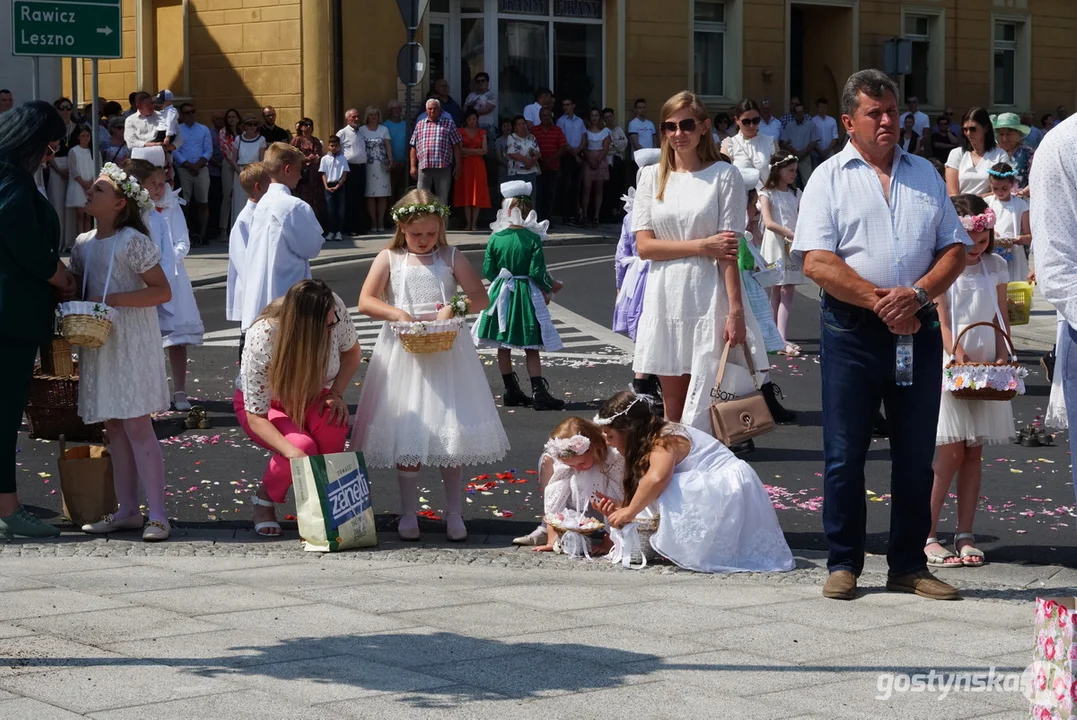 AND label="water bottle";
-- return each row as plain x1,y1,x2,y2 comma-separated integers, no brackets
895,334,914,387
